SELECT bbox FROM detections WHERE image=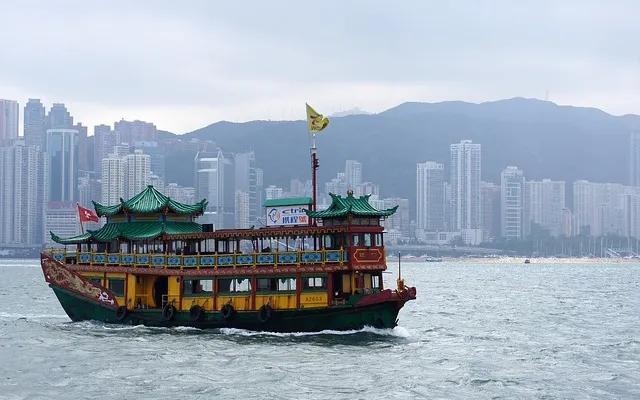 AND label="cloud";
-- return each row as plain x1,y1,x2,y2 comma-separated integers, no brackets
0,0,638,133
